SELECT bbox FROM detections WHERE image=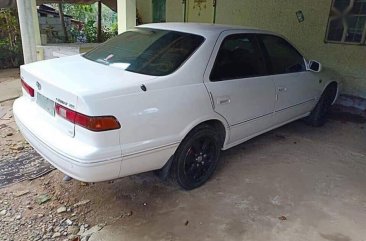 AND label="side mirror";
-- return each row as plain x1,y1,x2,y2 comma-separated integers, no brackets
307,60,322,73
